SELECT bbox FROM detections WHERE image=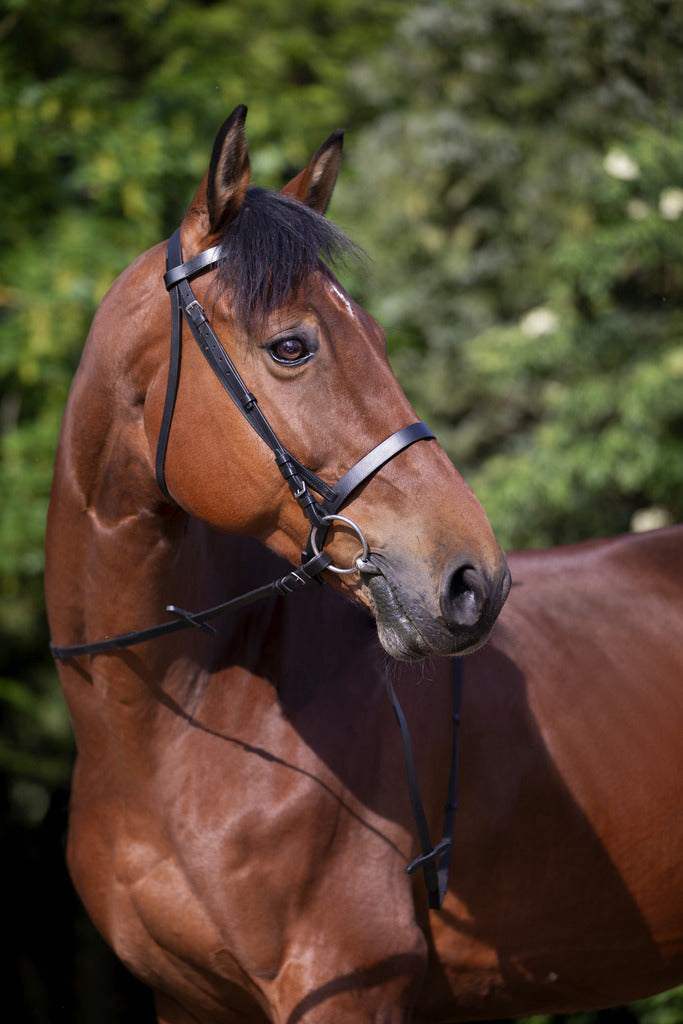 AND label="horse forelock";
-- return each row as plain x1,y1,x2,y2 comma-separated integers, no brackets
211,187,364,325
